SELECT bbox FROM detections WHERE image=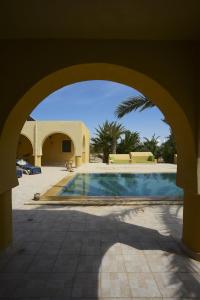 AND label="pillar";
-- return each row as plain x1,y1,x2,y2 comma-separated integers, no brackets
34,155,42,167
182,192,200,260
0,190,12,251
75,156,82,167
82,152,86,163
